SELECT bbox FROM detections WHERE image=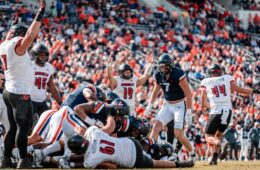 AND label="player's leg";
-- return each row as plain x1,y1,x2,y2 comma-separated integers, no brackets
150,103,173,140
28,109,56,145
204,113,222,164
173,101,194,160
10,93,33,168
60,112,86,169
1,91,16,168
167,120,174,143
244,142,249,161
